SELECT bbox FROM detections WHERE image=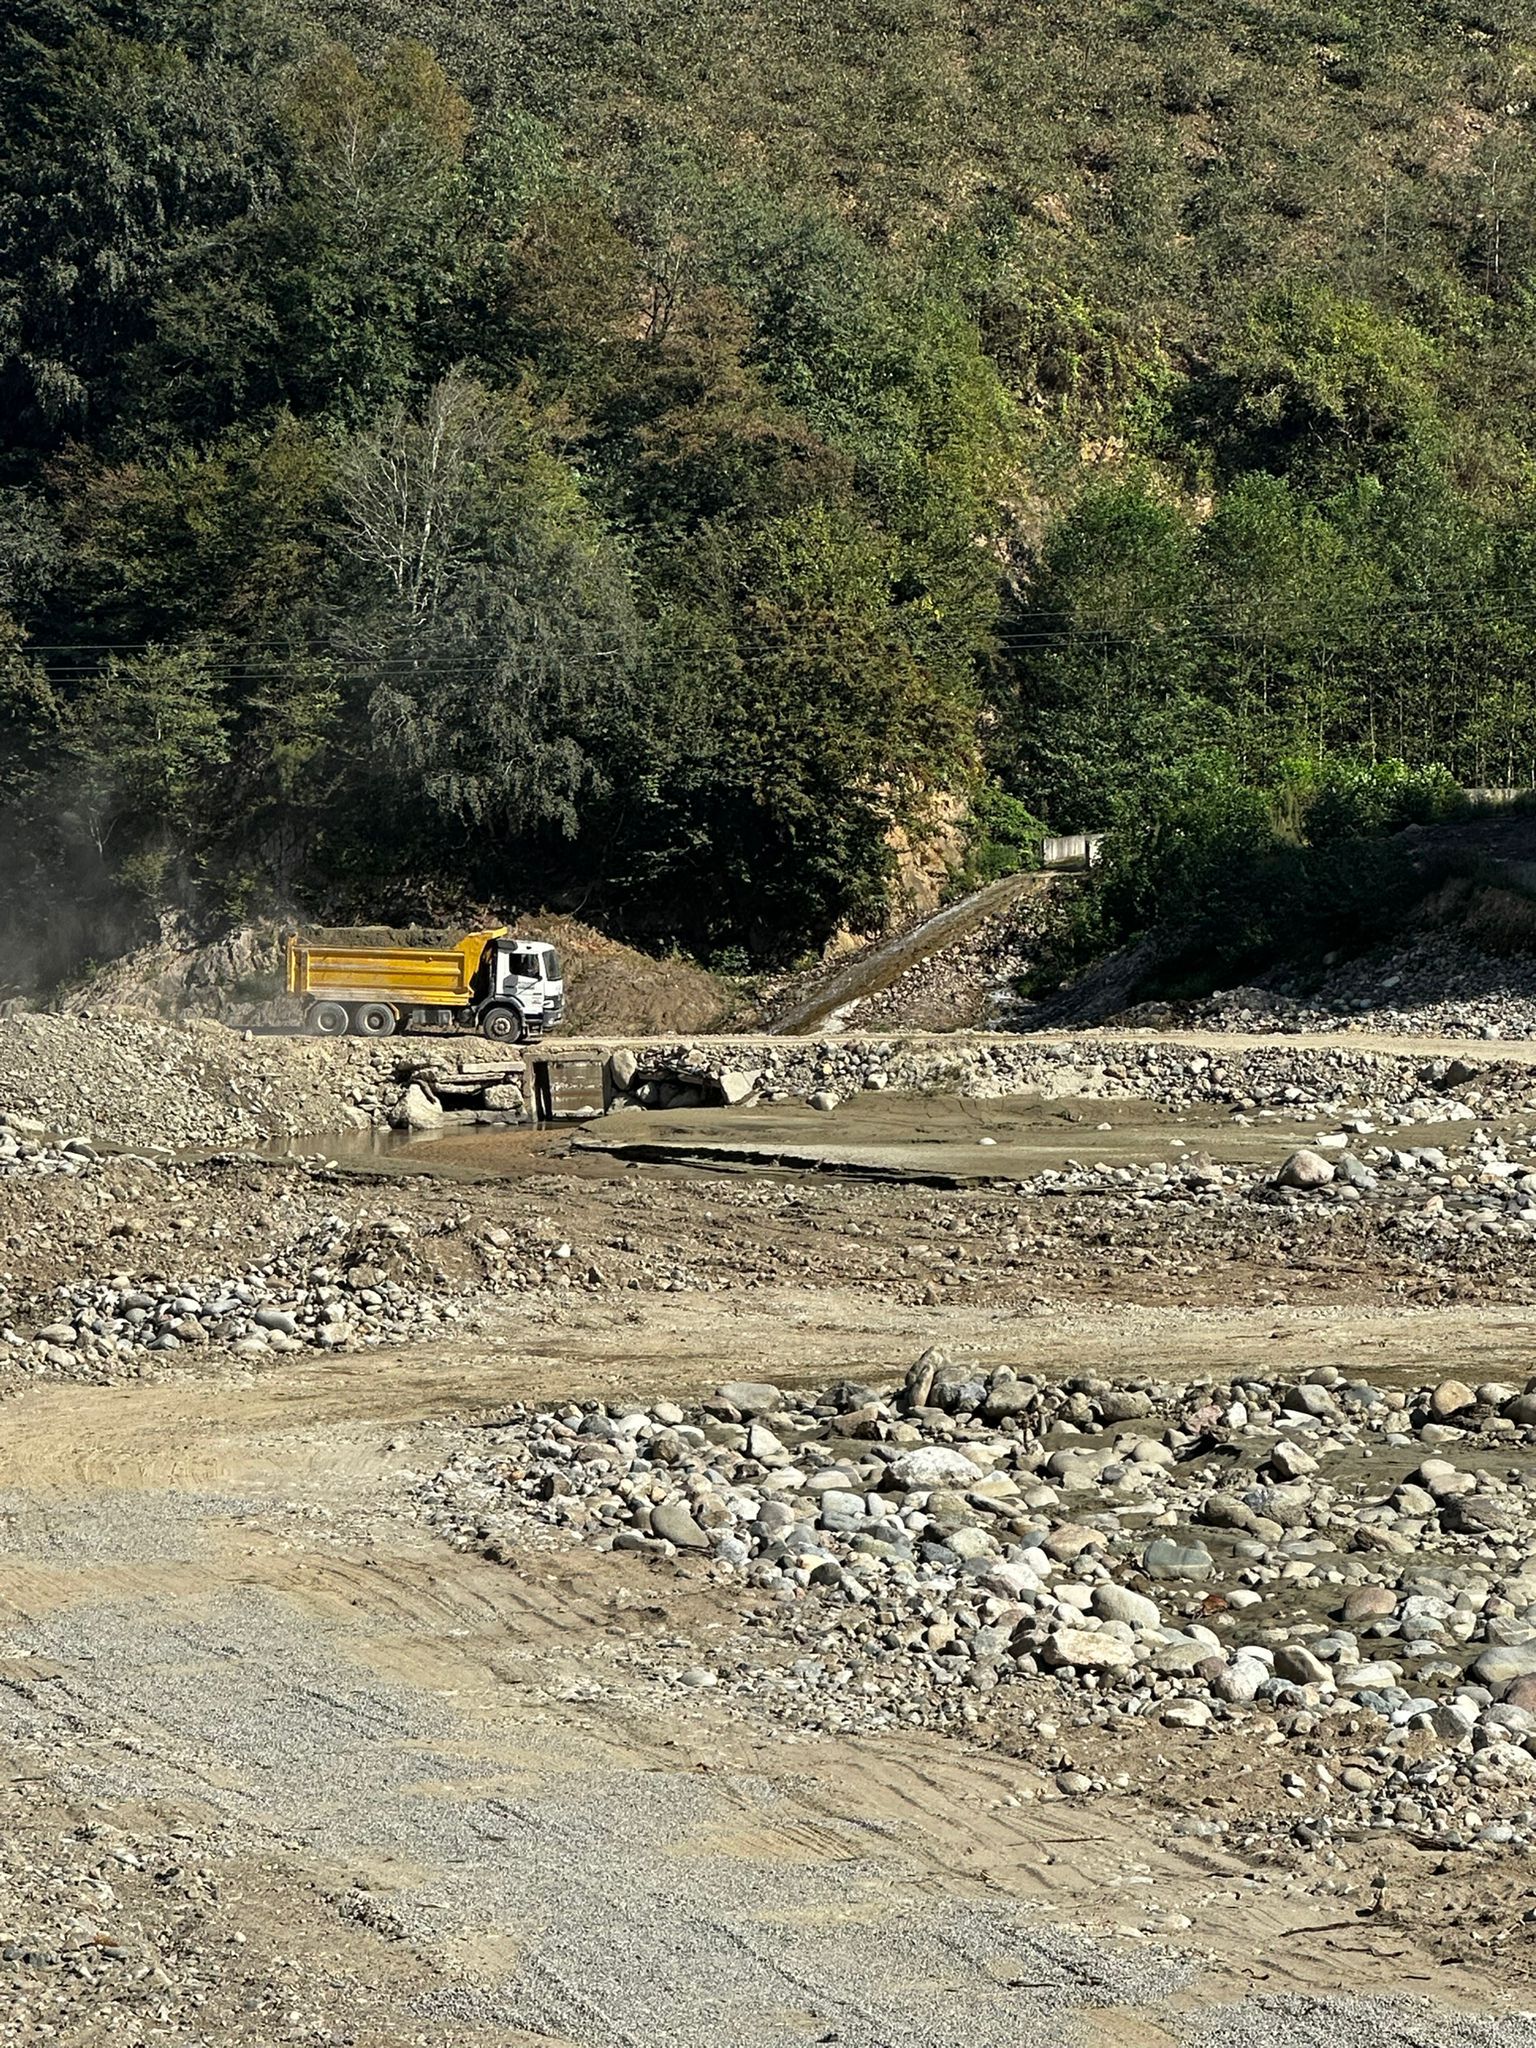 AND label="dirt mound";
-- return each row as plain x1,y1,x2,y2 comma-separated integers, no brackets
47,912,743,1039
44,916,287,1022
504,914,741,1035
0,1012,406,1147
